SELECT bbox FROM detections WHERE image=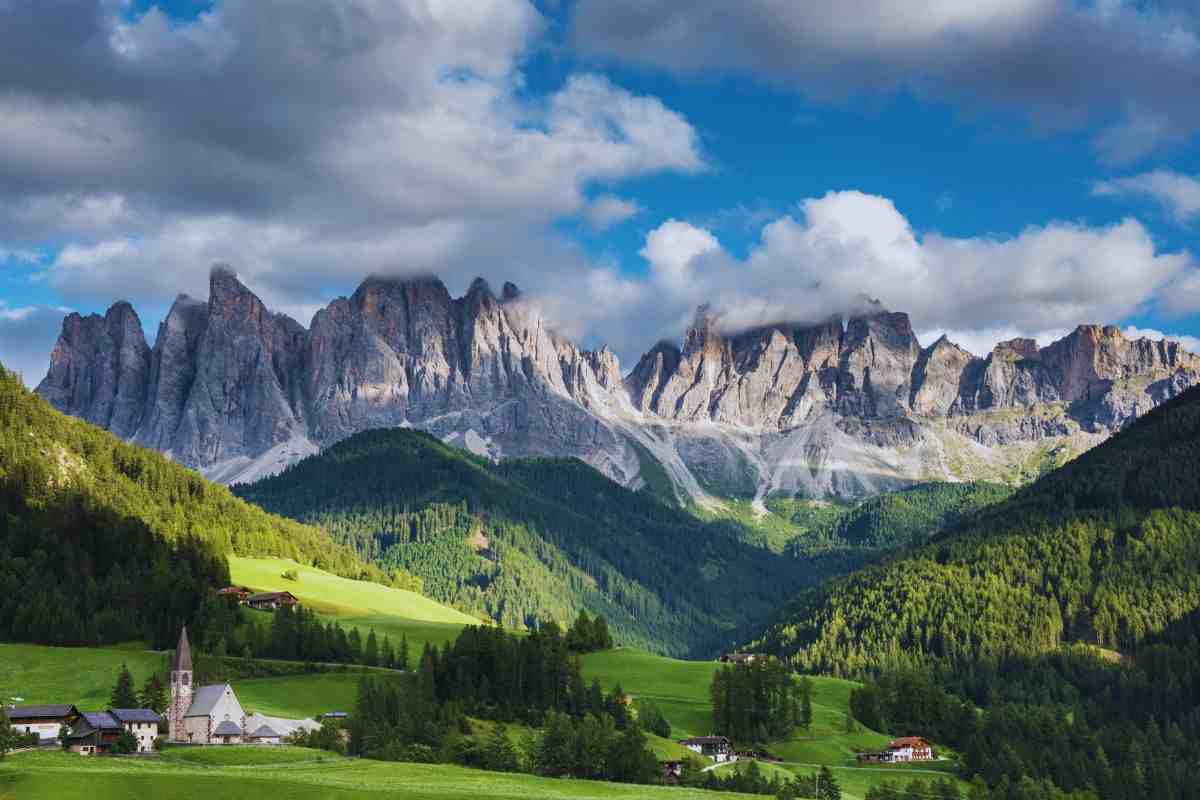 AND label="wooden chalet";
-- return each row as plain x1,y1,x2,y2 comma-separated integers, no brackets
660,760,684,785
679,735,735,763
245,591,299,610
67,712,124,755
718,653,766,665
216,586,253,603
5,704,80,743
887,736,933,761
